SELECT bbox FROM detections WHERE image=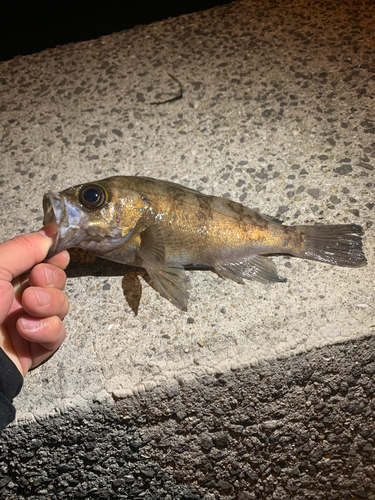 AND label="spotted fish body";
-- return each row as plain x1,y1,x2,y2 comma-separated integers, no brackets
43,176,367,310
